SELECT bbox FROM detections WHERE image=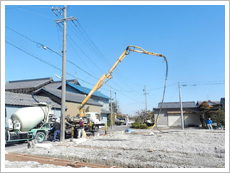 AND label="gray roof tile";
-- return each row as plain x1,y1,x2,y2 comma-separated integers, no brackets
5,91,61,109
5,77,53,90
36,87,102,106
158,102,196,109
